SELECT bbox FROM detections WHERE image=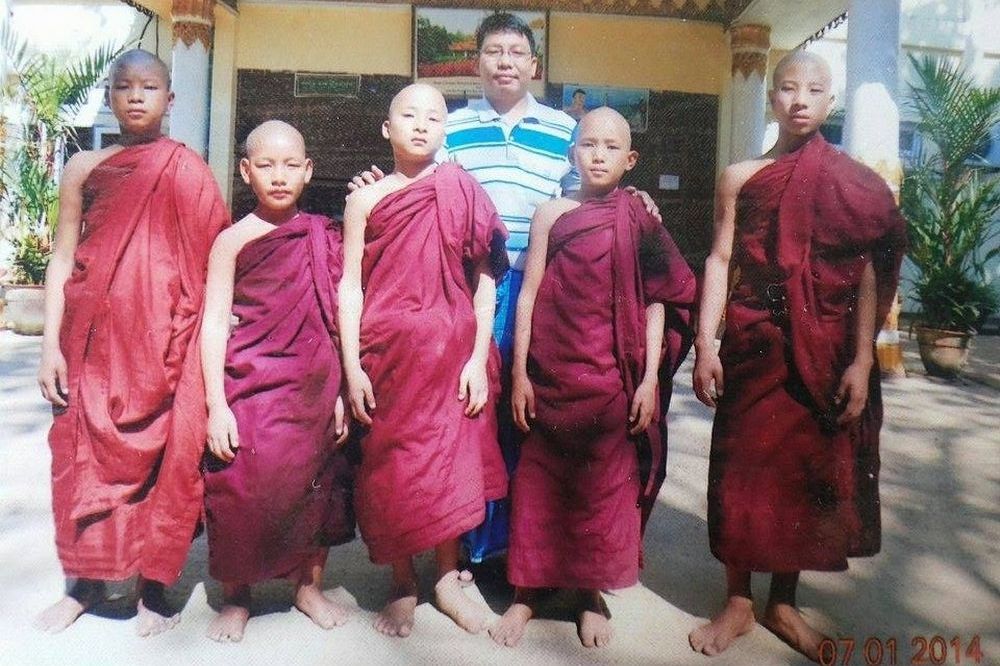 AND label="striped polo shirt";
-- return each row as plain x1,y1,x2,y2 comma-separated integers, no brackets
442,94,579,269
